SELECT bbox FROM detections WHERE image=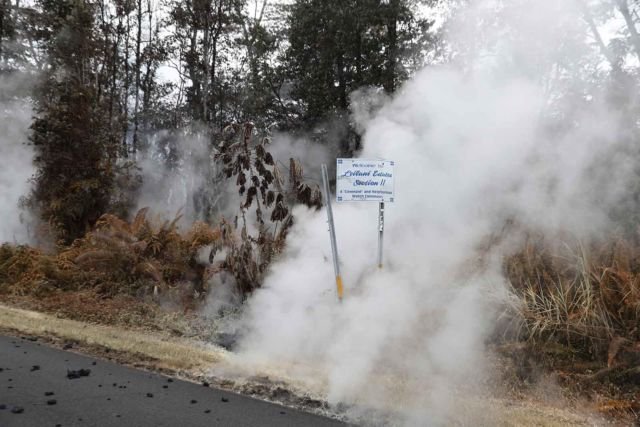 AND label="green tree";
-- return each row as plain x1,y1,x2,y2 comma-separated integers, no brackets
285,0,432,126
29,0,121,244
0,0,16,67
